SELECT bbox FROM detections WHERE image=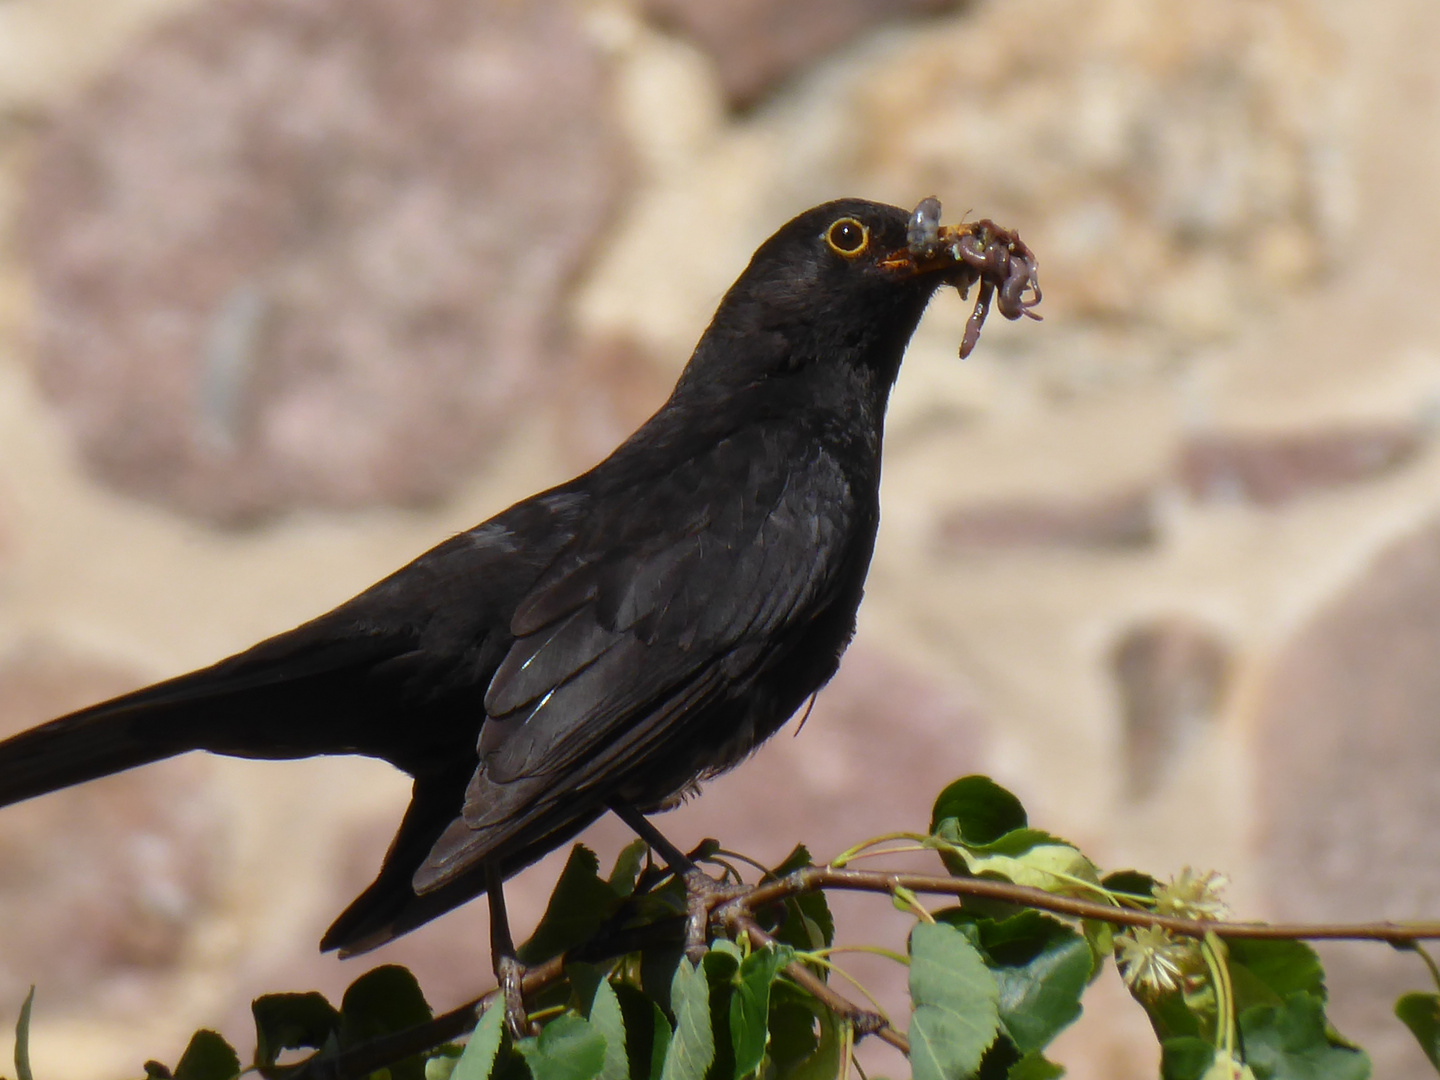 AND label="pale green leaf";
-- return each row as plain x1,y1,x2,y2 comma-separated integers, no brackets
660,960,714,1080
452,1001,506,1080
516,1014,607,1080
590,981,629,1080
908,923,1002,1080
14,987,34,1080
